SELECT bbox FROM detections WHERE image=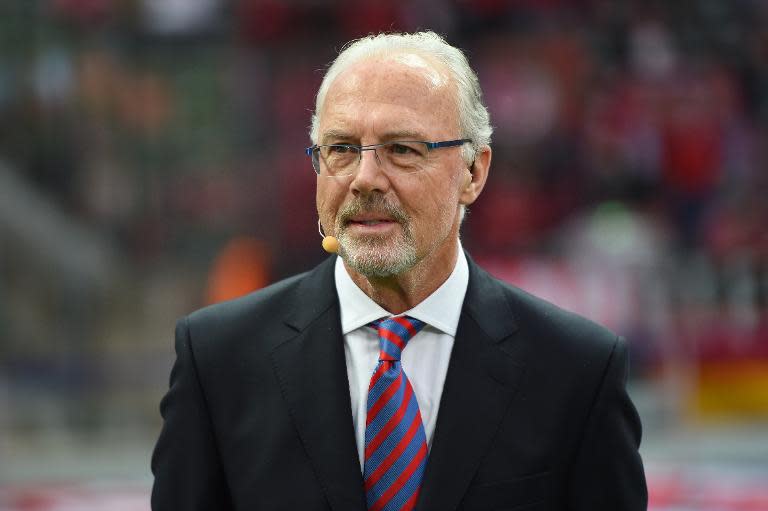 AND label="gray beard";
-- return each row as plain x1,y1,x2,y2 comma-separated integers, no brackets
335,195,418,278
338,231,418,277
